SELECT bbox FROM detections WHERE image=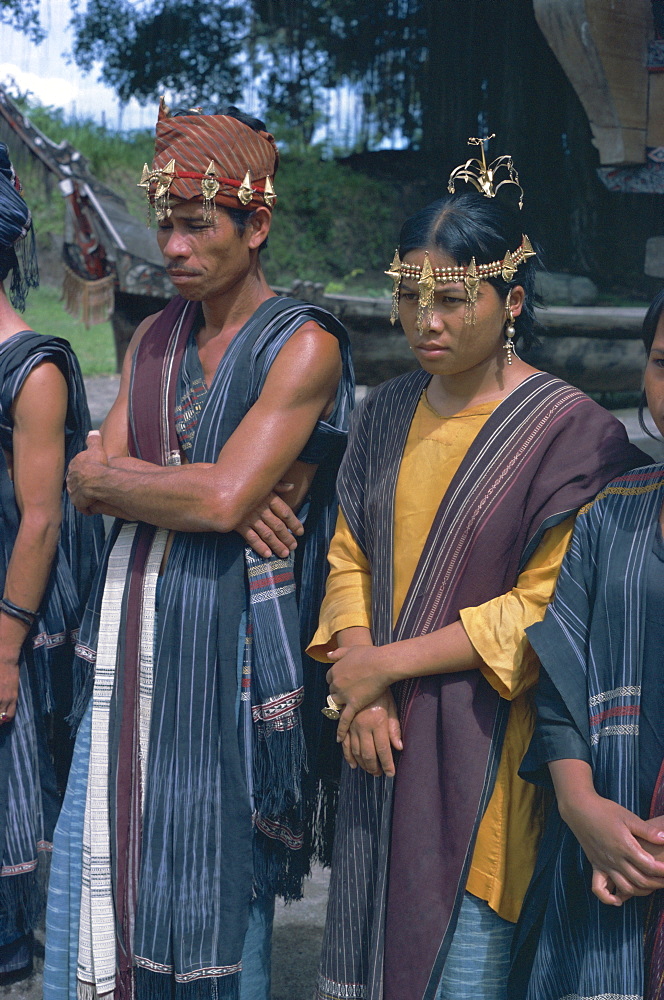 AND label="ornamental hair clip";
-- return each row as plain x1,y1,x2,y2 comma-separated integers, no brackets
448,134,524,210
